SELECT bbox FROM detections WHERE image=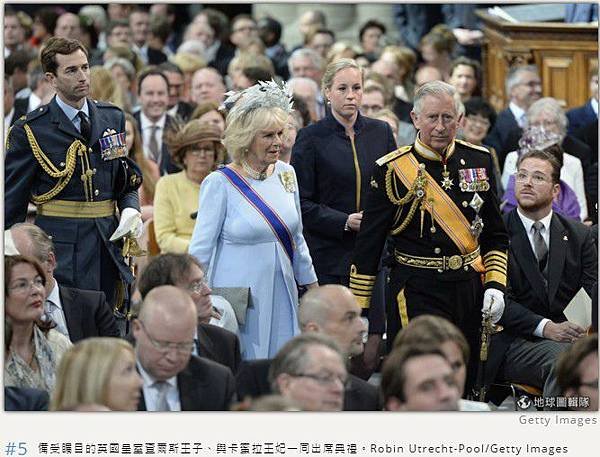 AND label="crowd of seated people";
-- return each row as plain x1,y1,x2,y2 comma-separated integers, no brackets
4,4,598,412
